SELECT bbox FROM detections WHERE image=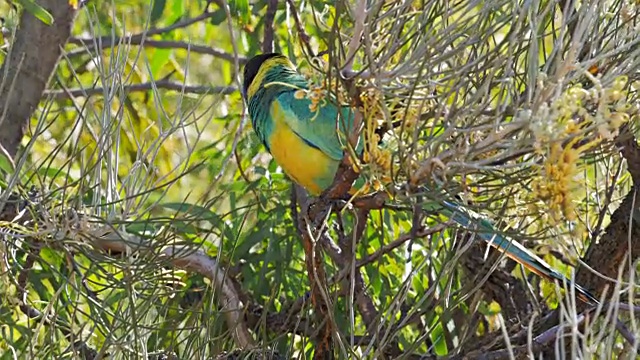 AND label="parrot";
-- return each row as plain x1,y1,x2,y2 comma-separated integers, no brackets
241,52,598,305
